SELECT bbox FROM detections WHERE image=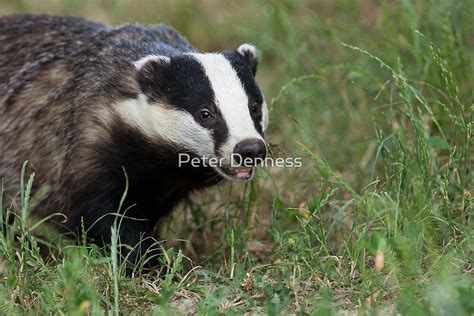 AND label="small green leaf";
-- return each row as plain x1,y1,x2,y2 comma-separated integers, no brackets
427,136,449,149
